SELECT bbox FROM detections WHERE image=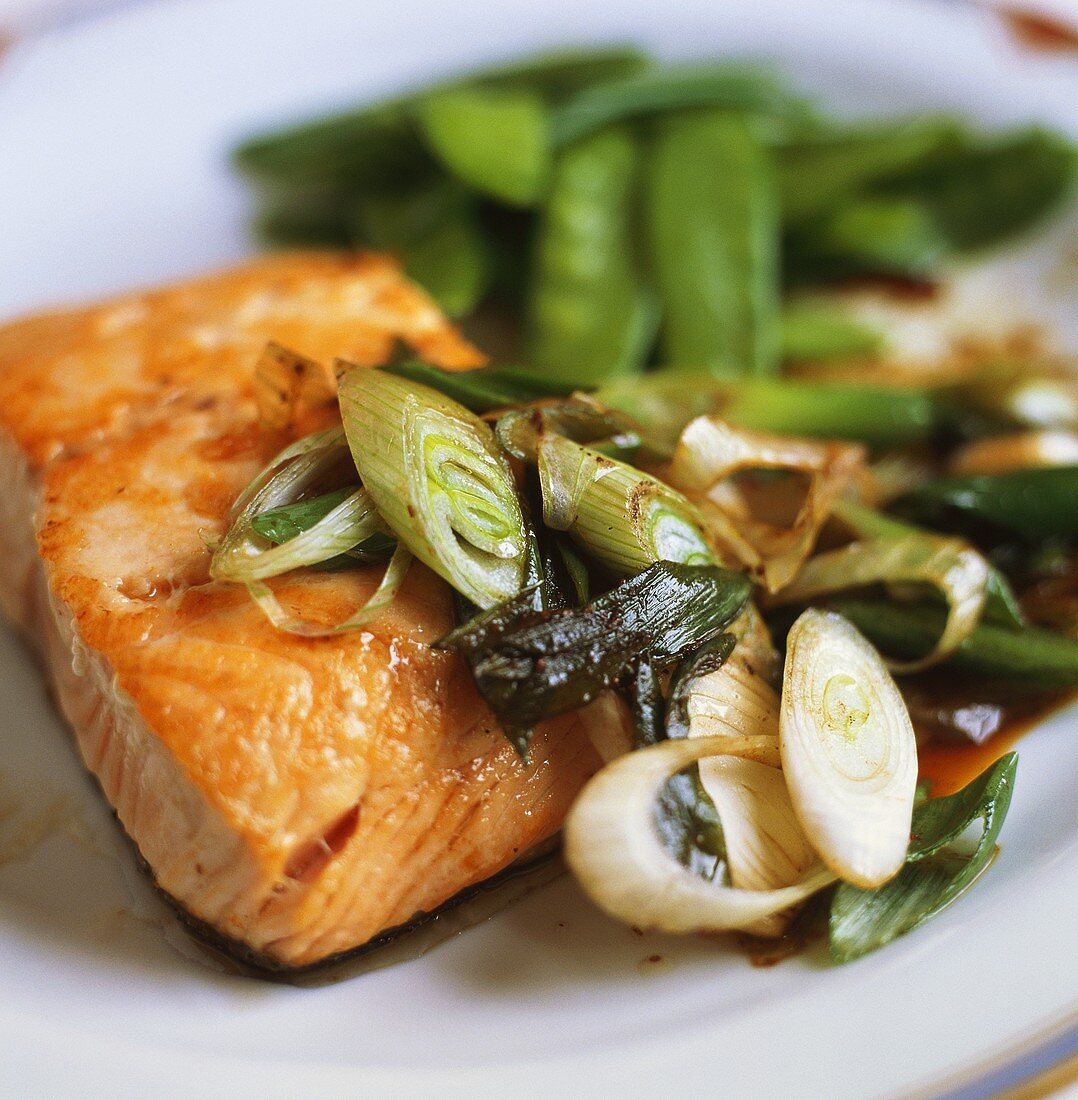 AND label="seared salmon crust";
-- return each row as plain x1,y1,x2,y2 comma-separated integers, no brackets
0,252,599,969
